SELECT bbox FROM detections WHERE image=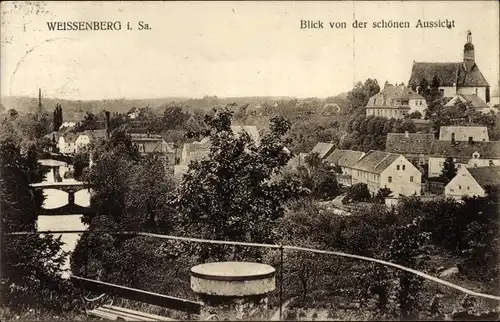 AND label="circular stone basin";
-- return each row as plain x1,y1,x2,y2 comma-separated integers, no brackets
191,262,276,297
